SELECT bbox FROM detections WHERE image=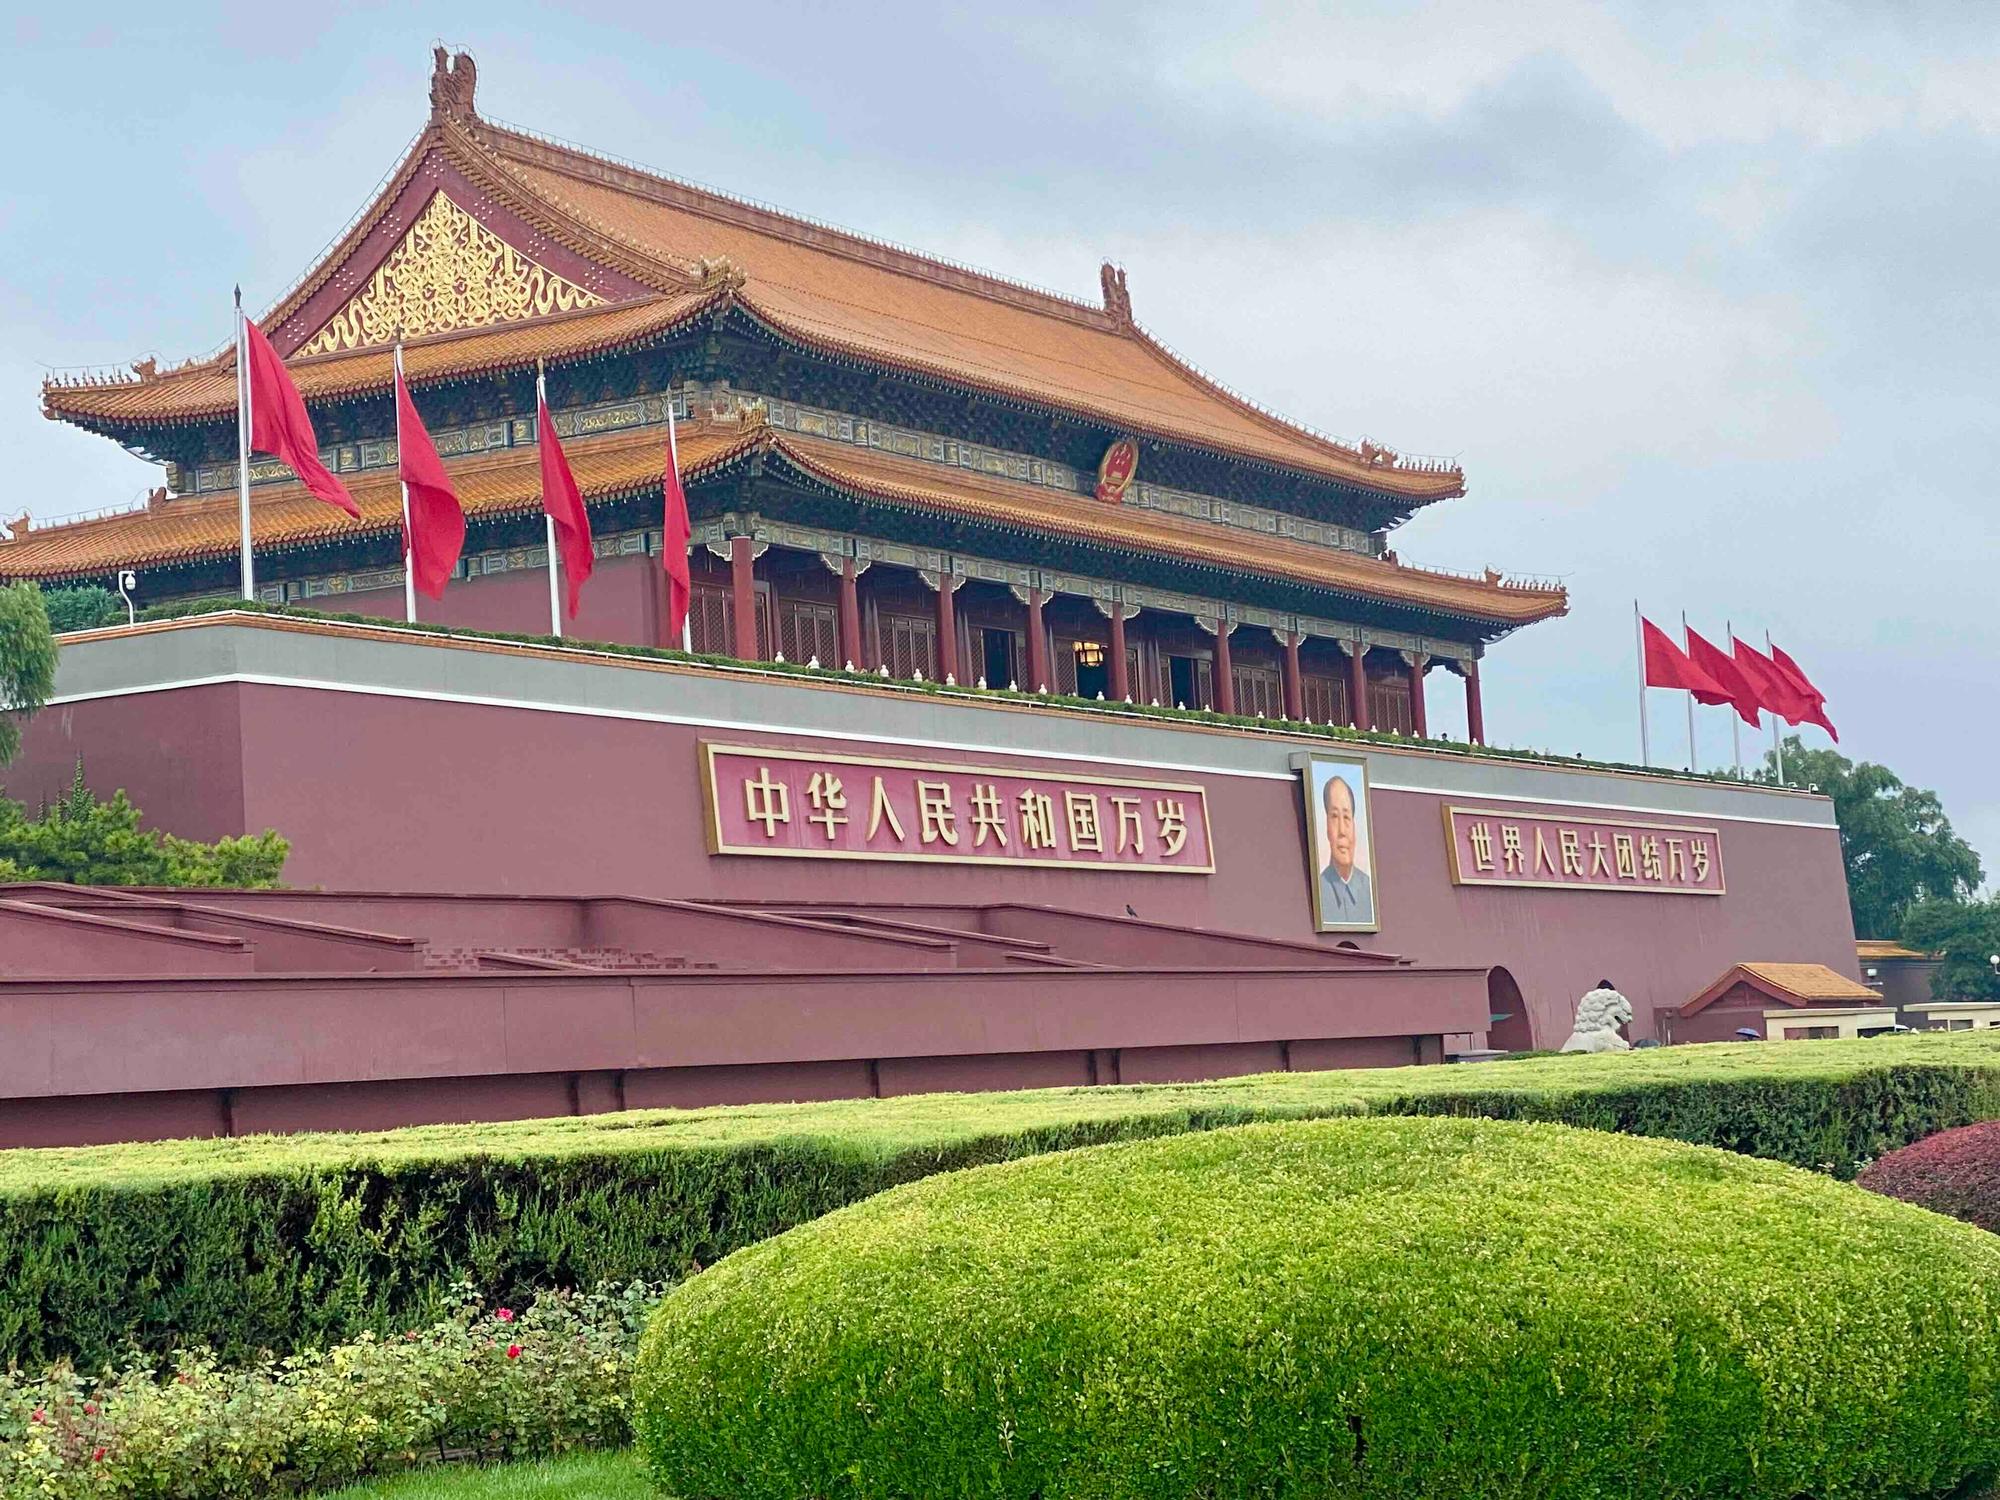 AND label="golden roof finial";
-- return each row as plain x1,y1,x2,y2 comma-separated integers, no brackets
698,254,747,292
